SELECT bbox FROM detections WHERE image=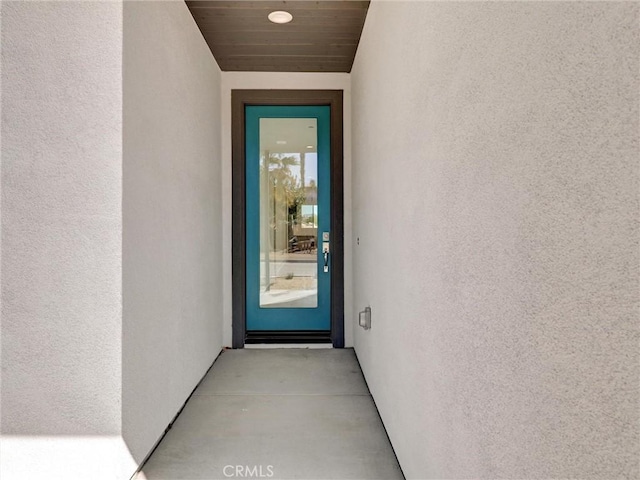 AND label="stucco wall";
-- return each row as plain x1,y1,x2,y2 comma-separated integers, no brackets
220,72,353,347
0,1,134,478
123,0,223,463
351,2,639,478
1,1,223,477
